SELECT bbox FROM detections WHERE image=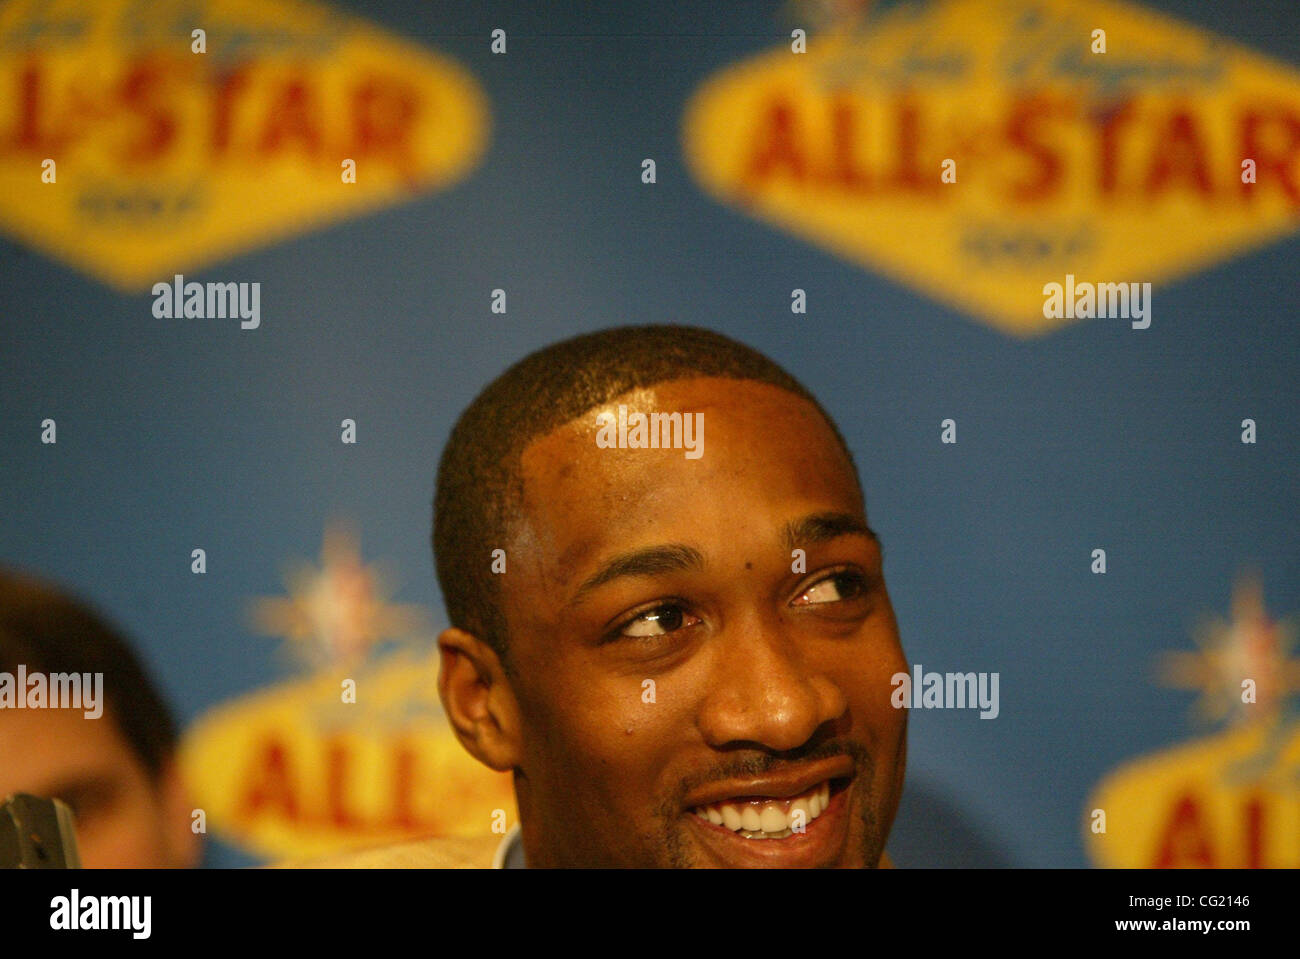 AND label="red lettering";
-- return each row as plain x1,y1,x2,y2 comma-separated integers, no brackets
389,740,418,829
259,76,323,159
240,739,299,822
1145,107,1214,198
352,76,419,180
1153,793,1215,867
891,95,937,194
211,66,251,155
744,96,806,188
325,736,360,827
829,92,871,189
117,59,178,163
1094,100,1136,197
7,61,62,153
1240,104,1300,205
1002,94,1065,202
1243,794,1263,868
